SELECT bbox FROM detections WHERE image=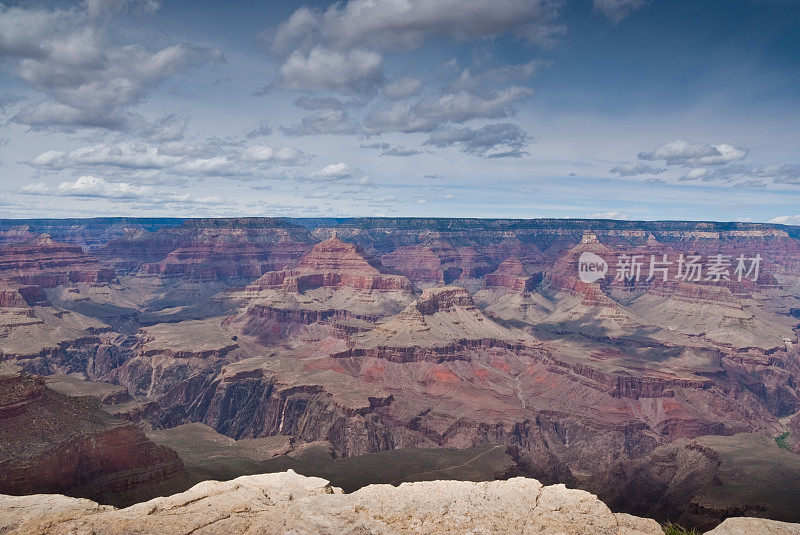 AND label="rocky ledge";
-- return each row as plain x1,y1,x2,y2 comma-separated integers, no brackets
2,470,799,535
